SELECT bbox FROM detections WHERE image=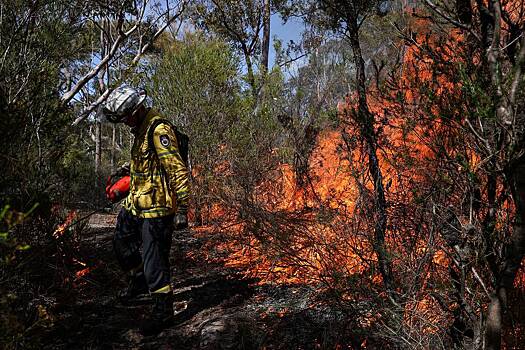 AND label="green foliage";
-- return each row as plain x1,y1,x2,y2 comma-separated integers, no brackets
282,38,352,123
152,32,242,125
0,205,41,349
0,205,36,265
152,31,243,171
0,0,92,210
458,64,495,121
